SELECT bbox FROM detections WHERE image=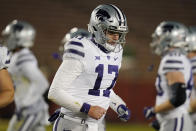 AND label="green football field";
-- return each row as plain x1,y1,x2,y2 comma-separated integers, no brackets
0,119,154,131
